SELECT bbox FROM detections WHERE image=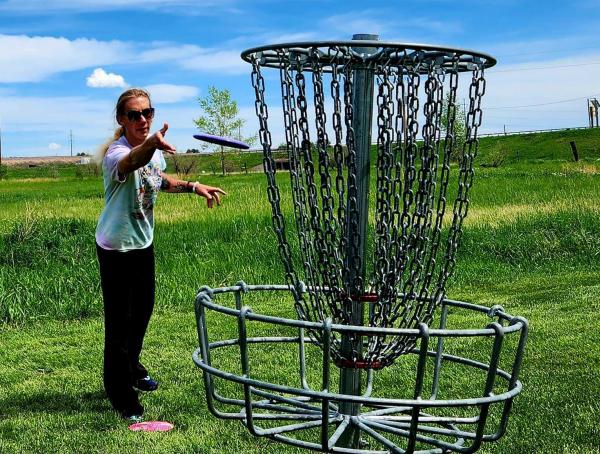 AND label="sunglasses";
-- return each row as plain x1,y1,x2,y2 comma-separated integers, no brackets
125,107,155,122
